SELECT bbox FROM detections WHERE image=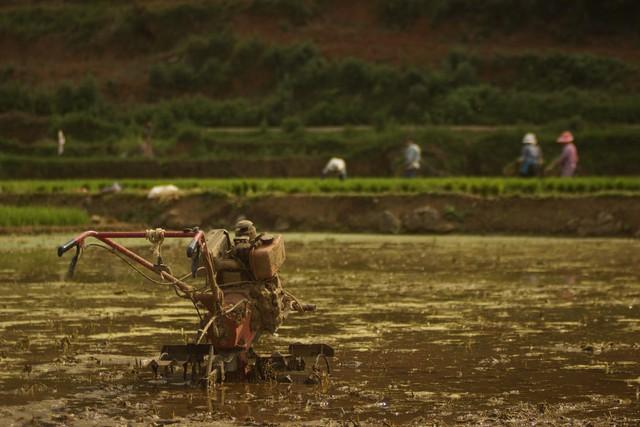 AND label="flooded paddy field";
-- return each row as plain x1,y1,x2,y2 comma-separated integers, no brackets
0,233,639,425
